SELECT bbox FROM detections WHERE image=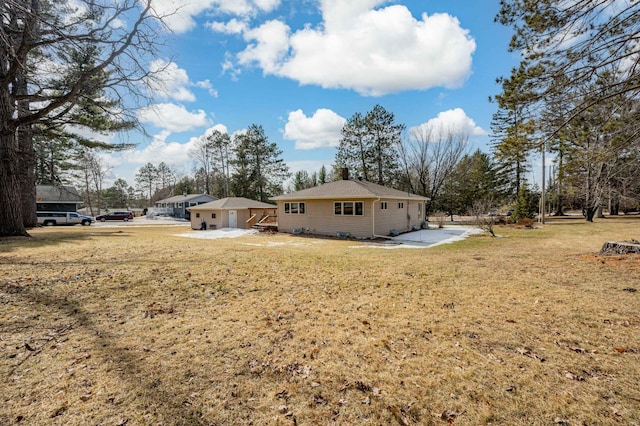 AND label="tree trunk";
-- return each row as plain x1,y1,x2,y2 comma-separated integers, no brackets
554,151,566,216
0,129,29,237
17,87,37,228
600,240,640,255
585,206,596,222
610,195,619,216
